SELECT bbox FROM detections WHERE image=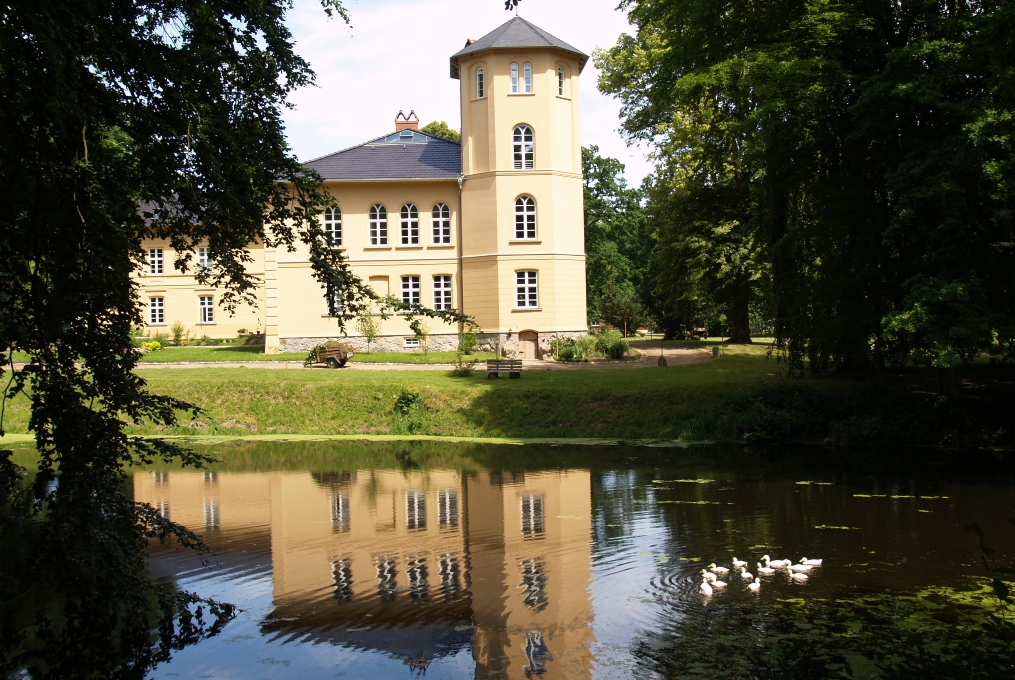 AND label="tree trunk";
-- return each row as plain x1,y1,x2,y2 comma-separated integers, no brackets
728,276,752,344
